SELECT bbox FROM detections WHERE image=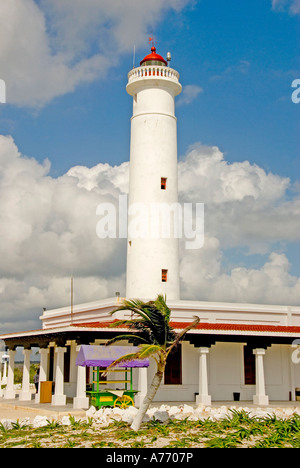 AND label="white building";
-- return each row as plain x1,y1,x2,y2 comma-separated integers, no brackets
1,46,300,408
